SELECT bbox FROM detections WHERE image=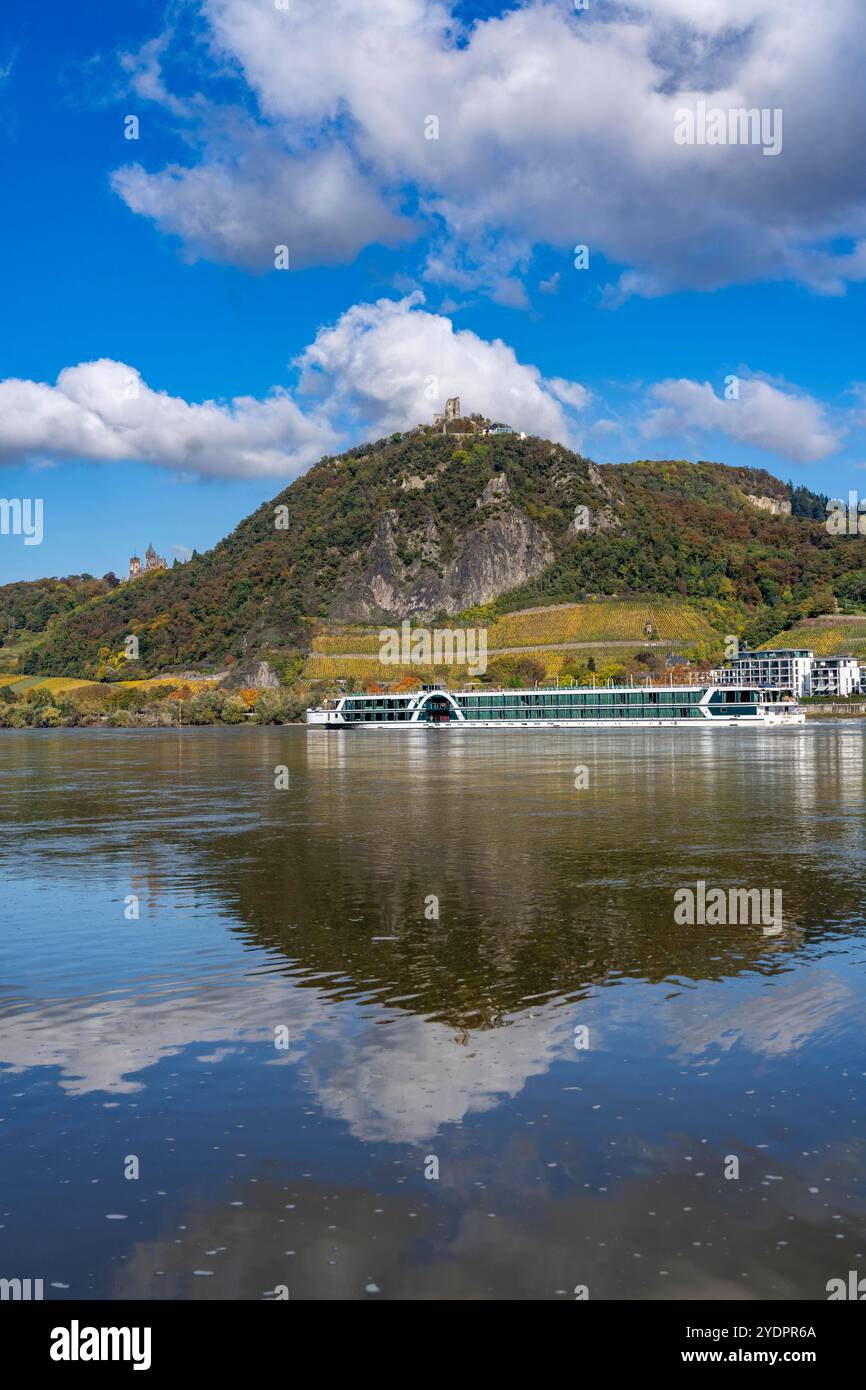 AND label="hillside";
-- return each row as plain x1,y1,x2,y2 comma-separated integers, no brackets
8,430,866,681
304,598,718,684
760,616,866,659
0,573,117,673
